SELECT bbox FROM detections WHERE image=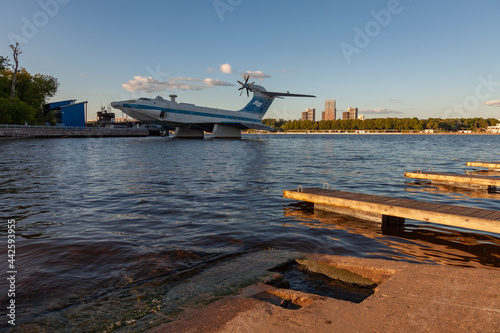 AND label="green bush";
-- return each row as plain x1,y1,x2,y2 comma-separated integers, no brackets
0,97,37,124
